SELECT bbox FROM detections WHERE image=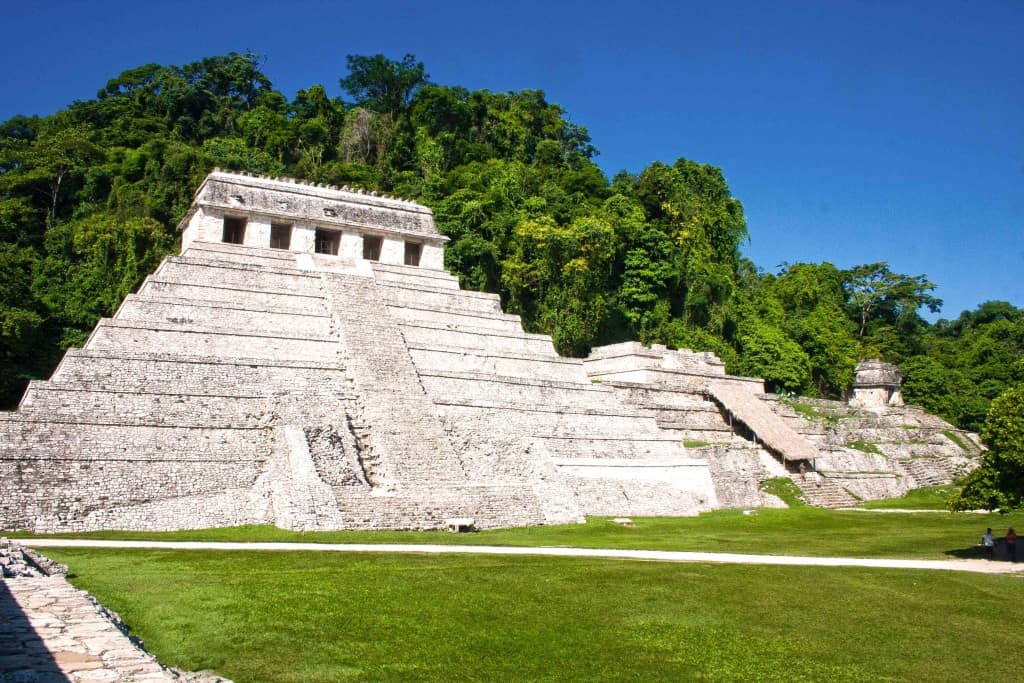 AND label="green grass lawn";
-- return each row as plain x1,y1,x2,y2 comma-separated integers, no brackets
13,506,1024,560
859,484,960,510
41,548,1024,682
